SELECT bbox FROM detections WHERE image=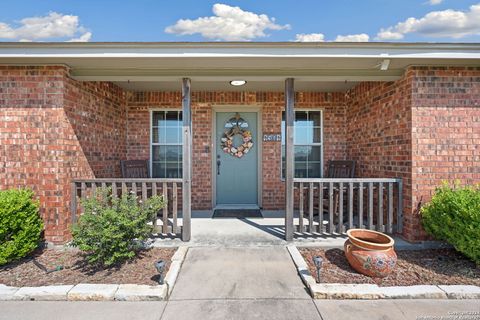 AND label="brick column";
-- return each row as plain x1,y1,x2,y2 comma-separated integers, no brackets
0,66,127,243
409,66,480,241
